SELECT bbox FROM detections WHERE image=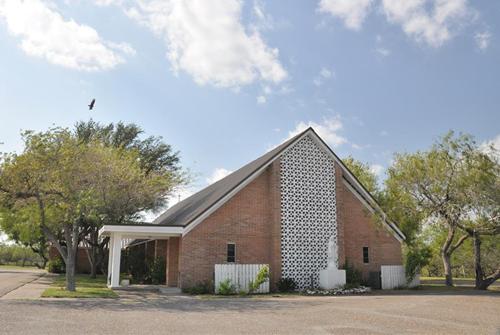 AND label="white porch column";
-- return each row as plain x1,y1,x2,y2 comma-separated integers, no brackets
109,233,122,288
107,238,114,286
